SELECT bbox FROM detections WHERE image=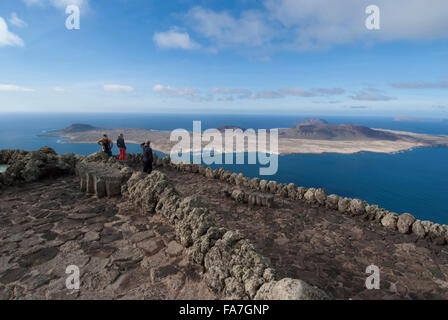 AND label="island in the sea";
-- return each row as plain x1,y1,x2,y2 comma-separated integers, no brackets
39,118,448,155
